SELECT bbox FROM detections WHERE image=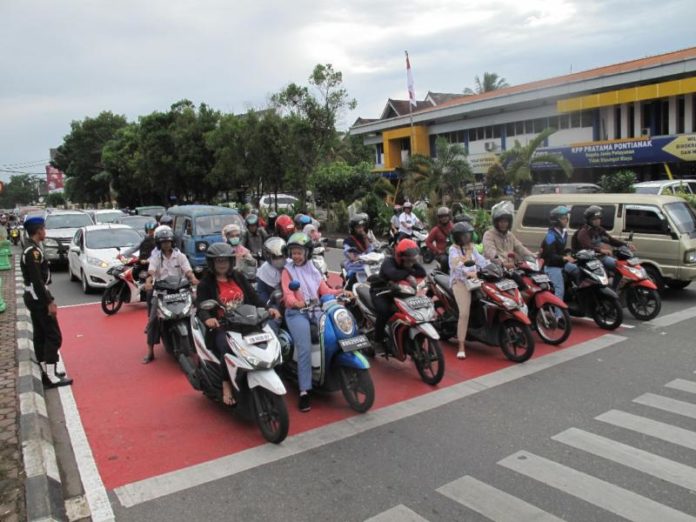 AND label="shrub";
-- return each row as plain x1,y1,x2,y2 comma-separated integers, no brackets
598,170,636,193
